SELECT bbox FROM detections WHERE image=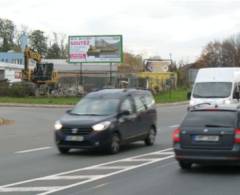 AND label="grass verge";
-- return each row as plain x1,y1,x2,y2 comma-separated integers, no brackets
0,97,80,105
154,88,188,103
0,88,189,105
